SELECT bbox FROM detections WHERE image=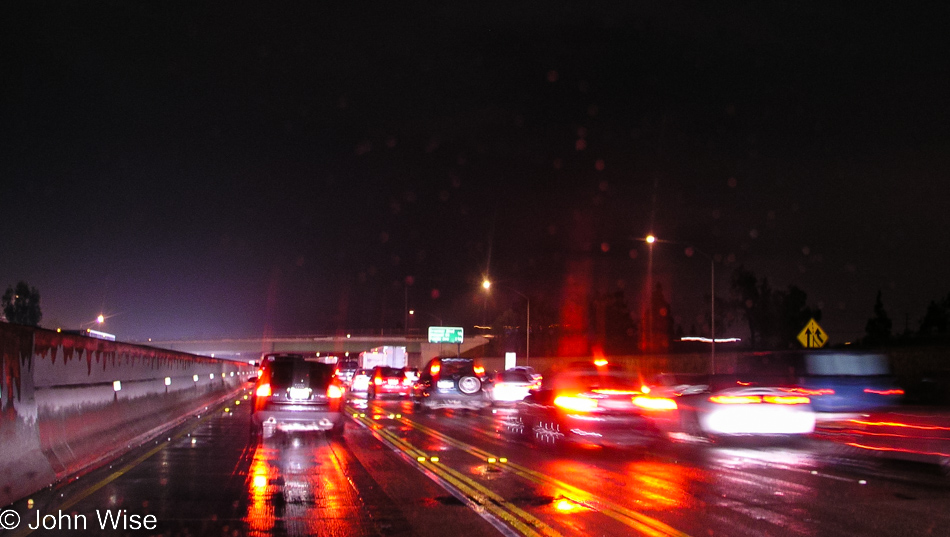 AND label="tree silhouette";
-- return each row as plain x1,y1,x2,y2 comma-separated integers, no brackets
864,290,892,345
2,281,43,327
731,266,760,348
730,267,821,349
918,292,949,339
